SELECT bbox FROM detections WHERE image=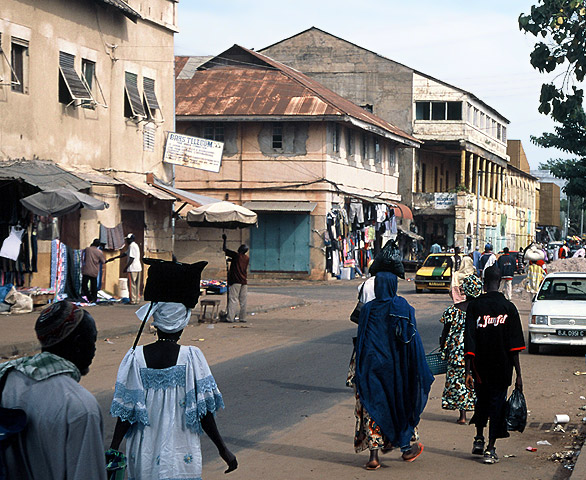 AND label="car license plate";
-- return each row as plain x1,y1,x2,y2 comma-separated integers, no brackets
556,329,586,337
429,282,445,286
